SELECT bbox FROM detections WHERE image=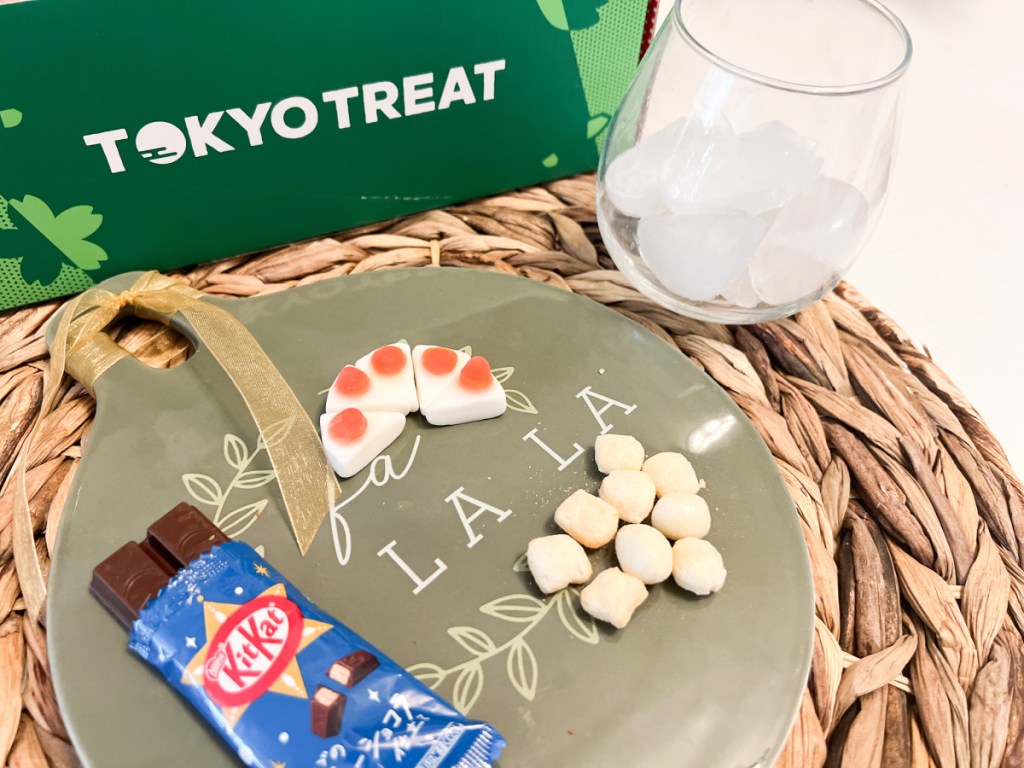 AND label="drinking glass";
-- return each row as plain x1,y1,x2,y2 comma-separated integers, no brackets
597,0,912,323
